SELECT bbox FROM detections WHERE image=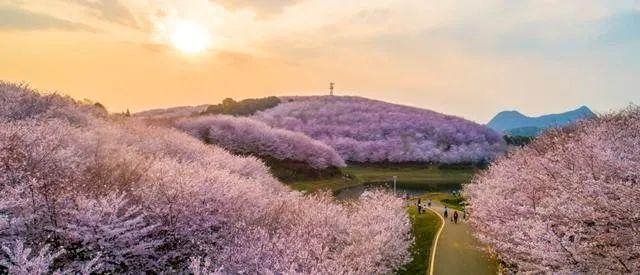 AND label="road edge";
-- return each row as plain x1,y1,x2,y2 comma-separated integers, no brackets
426,206,445,275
